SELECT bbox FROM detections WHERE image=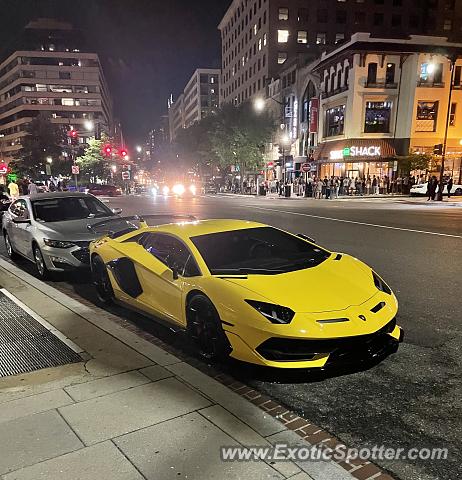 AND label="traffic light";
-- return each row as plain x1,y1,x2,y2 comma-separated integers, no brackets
433,144,443,155
103,145,112,156
120,148,128,158
68,129,78,146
